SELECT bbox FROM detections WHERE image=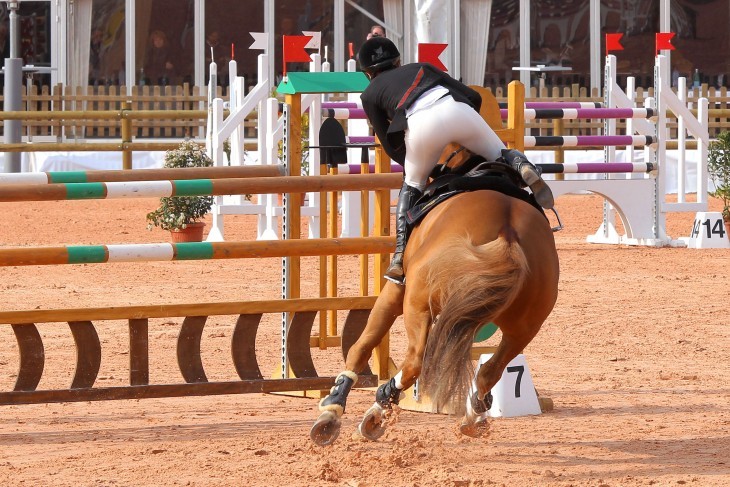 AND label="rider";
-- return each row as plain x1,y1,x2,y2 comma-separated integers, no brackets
358,37,554,285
